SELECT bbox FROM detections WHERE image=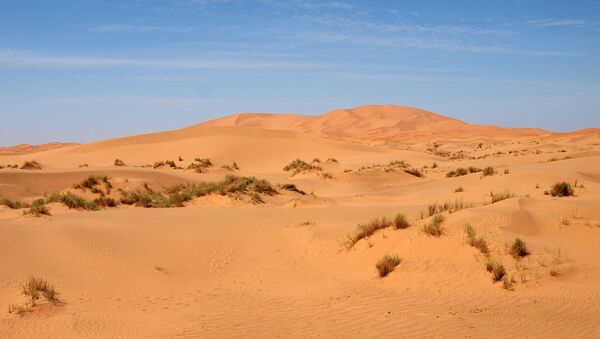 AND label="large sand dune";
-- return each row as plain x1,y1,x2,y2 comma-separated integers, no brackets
1,105,599,337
